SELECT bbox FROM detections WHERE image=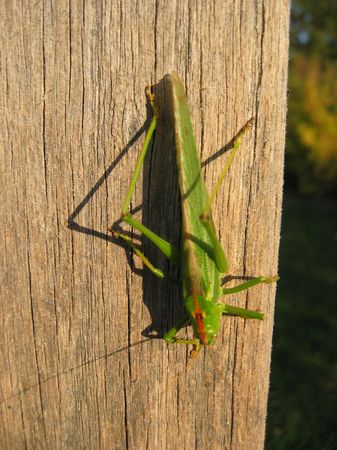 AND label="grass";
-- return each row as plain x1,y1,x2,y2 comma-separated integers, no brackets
265,193,337,450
